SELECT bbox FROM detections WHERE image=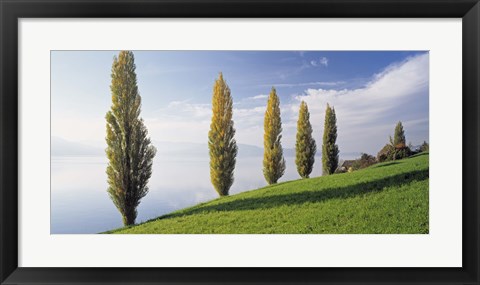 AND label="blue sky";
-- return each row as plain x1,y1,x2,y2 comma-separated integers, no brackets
51,50,429,156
